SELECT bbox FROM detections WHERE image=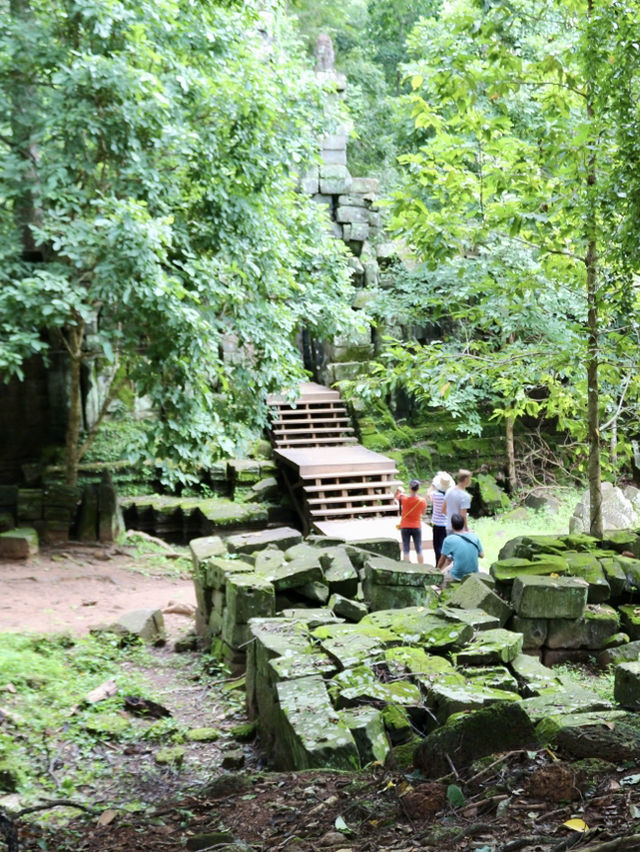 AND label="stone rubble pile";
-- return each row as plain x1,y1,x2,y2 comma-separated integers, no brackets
190,526,640,772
